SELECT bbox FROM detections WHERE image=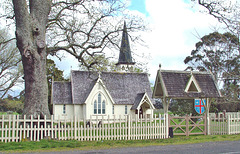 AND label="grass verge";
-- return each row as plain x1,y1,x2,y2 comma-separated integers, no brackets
1,134,240,153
